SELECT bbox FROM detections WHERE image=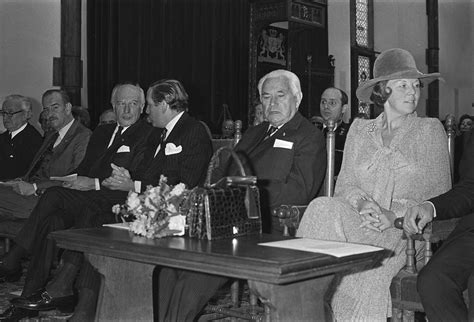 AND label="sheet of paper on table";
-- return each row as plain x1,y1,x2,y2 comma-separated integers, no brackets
259,238,383,258
50,173,78,182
